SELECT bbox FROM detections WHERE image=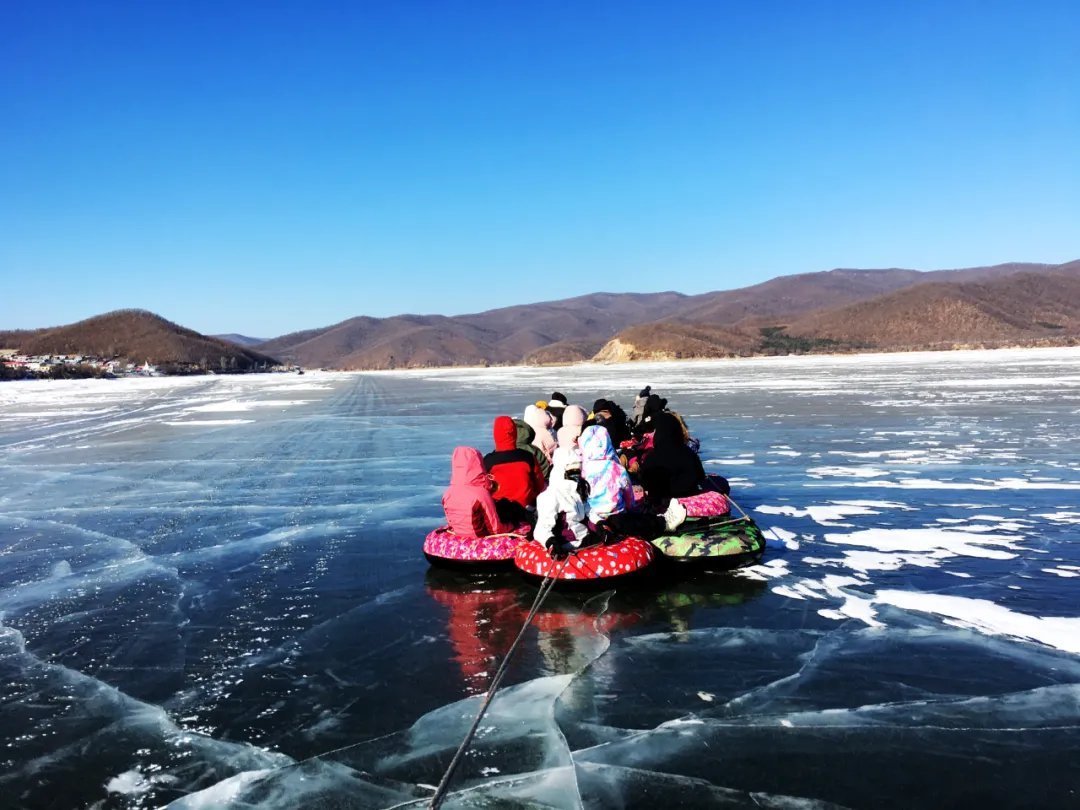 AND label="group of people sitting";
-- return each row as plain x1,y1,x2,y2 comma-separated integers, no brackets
441,388,725,559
